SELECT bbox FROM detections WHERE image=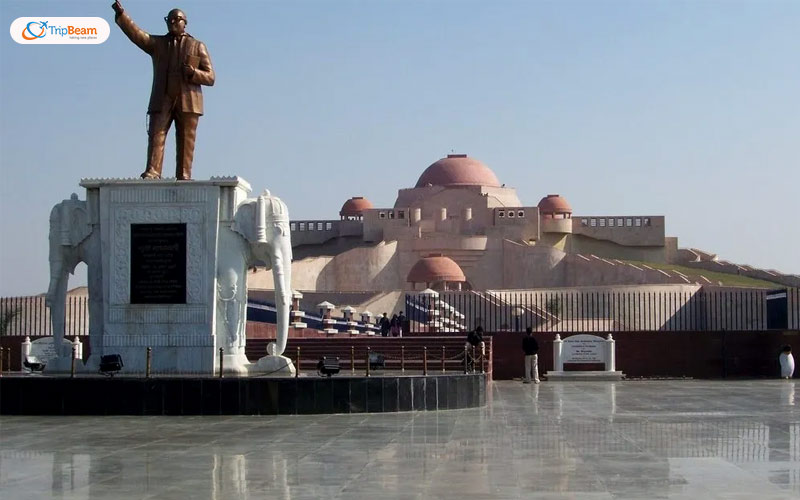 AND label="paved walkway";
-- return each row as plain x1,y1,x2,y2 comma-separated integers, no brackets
1,379,799,499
